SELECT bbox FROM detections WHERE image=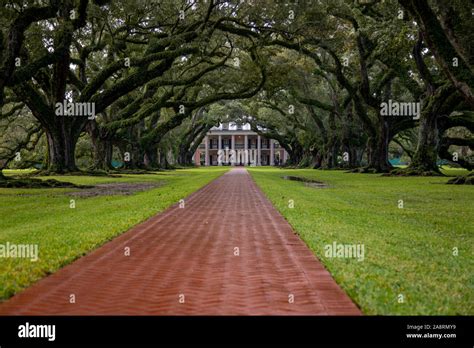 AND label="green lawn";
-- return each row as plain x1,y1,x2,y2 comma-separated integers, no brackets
248,167,473,315
0,167,227,301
